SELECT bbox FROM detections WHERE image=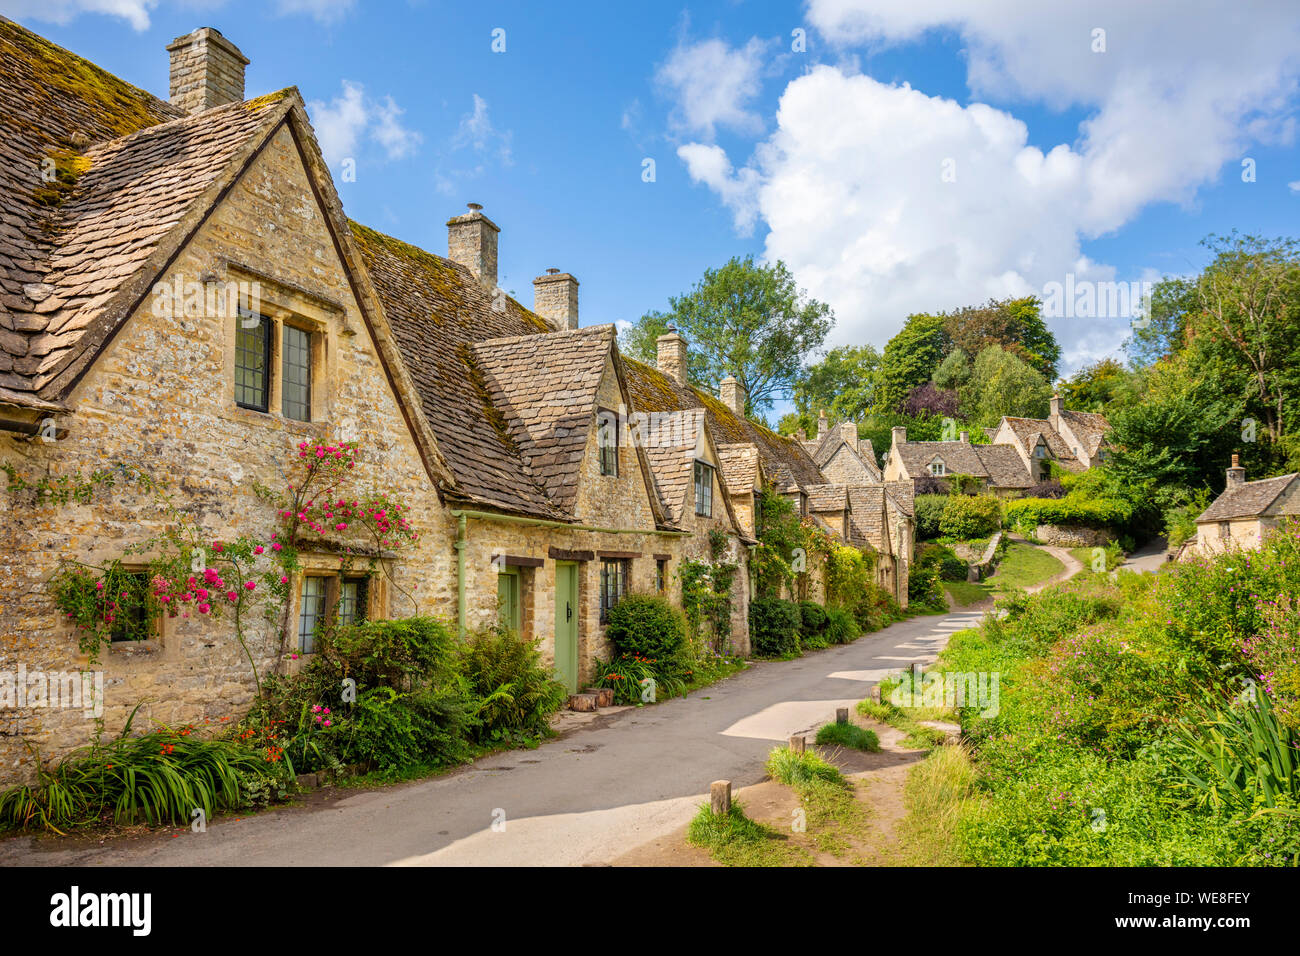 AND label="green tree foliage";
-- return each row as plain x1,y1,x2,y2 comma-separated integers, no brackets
943,296,1061,380
787,344,881,435
965,345,1051,427
1056,357,1134,413
1125,275,1196,368
878,312,948,411
617,256,833,414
